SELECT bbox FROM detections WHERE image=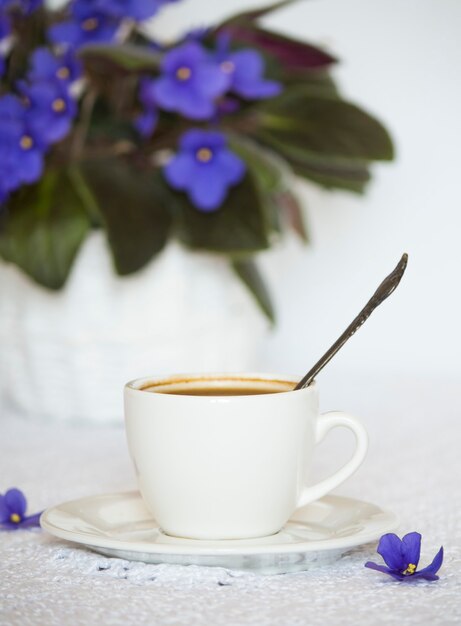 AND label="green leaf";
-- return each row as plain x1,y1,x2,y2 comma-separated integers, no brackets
276,190,309,242
258,89,394,161
221,24,337,71
0,170,91,289
229,137,285,234
280,70,340,97
80,158,172,275
230,137,282,194
164,173,271,254
292,161,371,193
78,43,161,72
257,135,372,192
229,136,311,237
231,258,275,323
